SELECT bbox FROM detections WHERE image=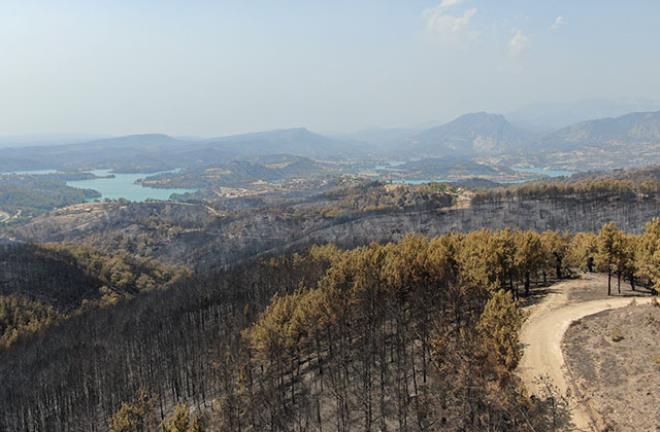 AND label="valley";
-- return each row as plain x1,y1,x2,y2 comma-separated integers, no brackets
1,152,658,432
3,3,659,430
1,109,658,232
4,167,656,271
1,143,657,431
